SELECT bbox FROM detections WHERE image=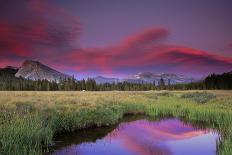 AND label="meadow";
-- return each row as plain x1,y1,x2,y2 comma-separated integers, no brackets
0,90,232,155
